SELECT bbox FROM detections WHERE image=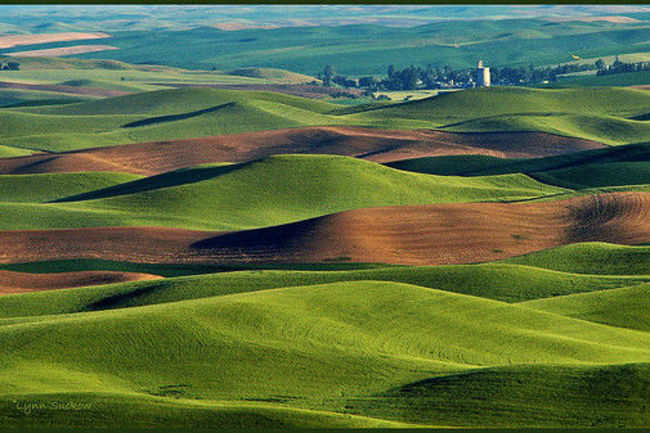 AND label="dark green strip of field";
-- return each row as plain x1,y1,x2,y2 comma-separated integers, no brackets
387,142,650,189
